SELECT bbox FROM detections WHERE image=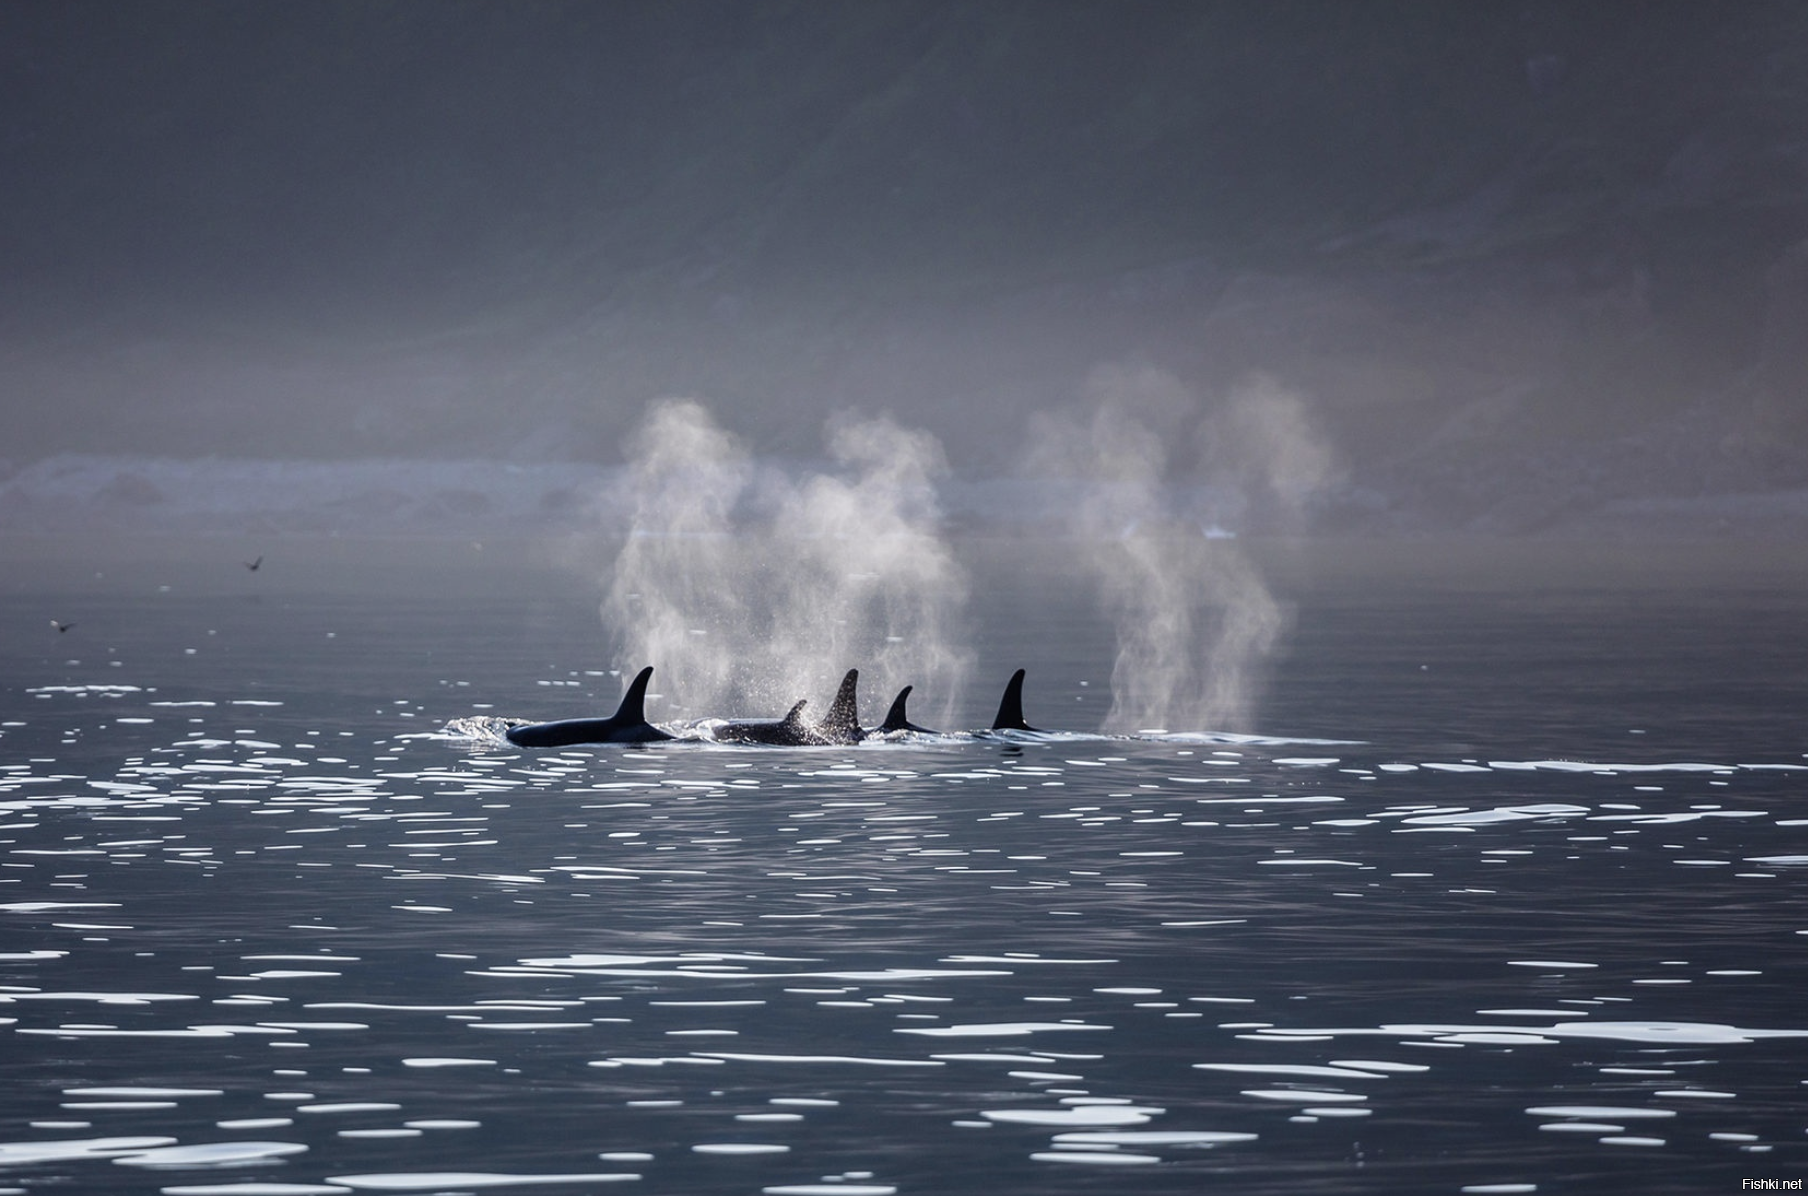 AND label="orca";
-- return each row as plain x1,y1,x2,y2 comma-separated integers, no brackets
715,669,865,746
817,667,863,744
714,698,815,745
863,671,1041,738
505,665,674,747
874,684,936,735
990,668,1040,732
